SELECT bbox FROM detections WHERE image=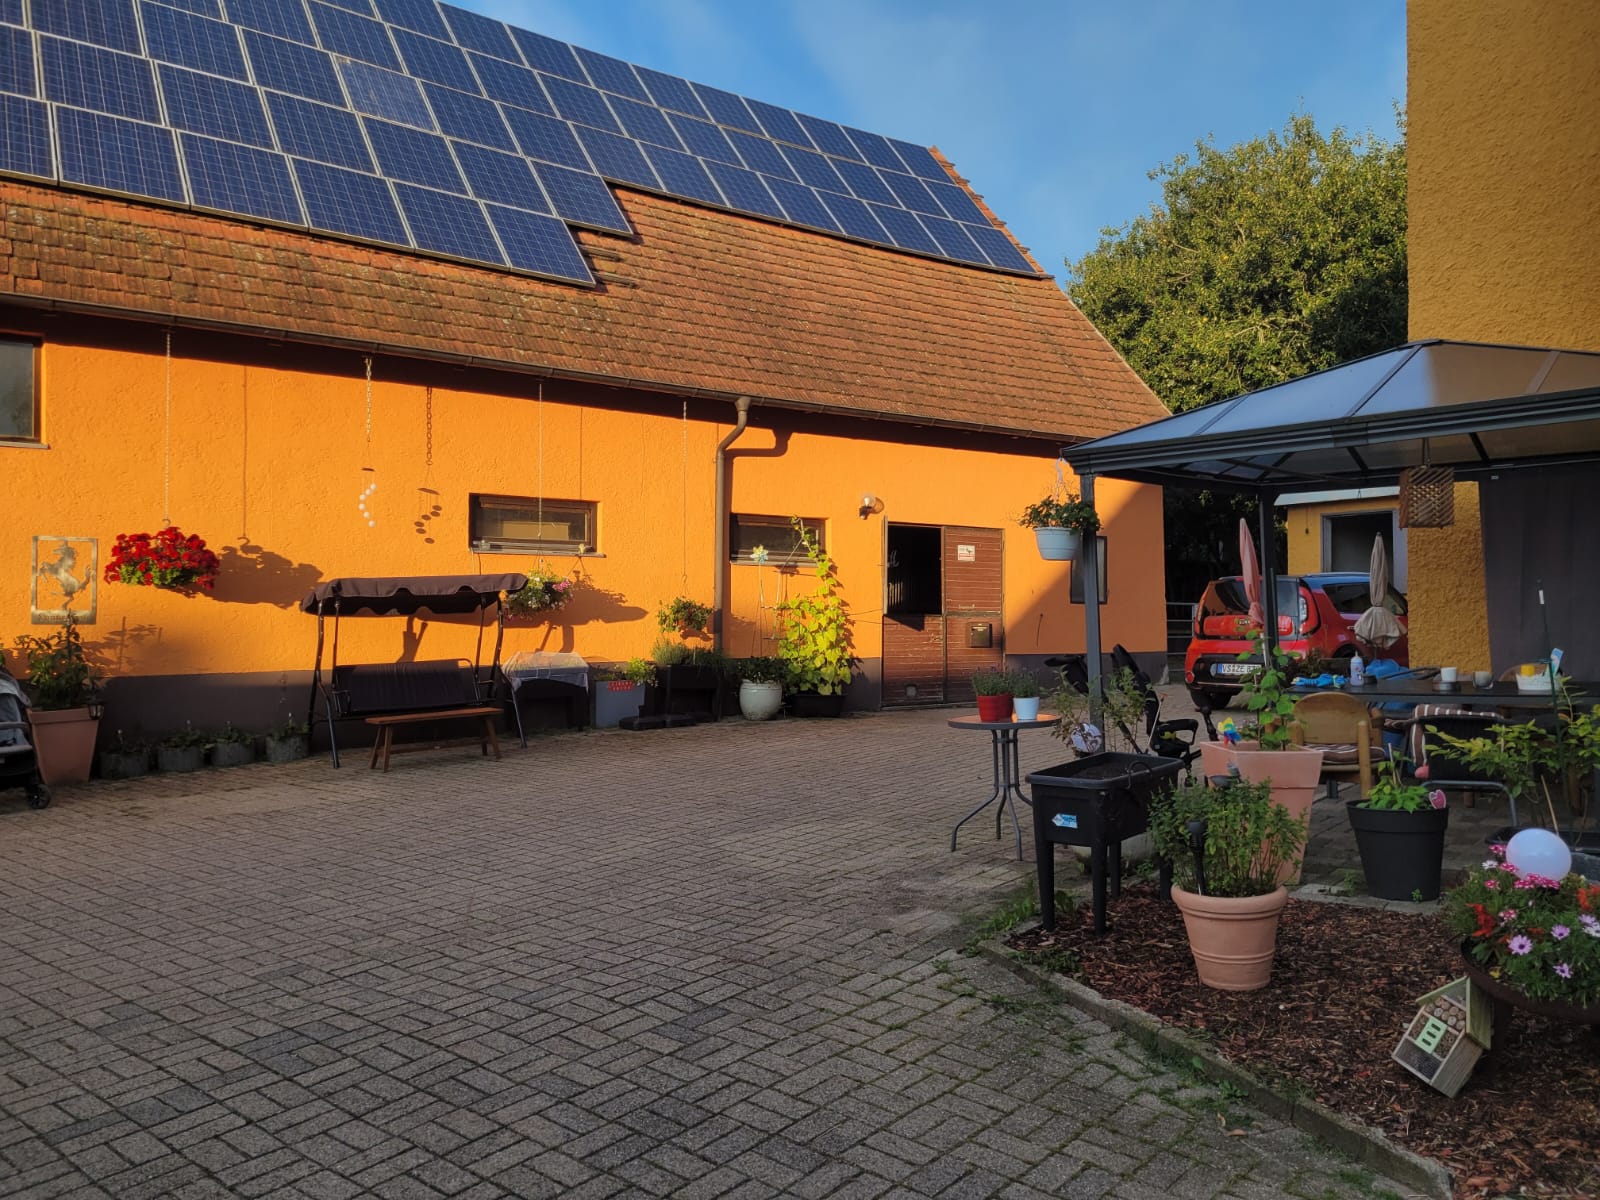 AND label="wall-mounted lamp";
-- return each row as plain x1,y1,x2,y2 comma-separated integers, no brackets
858,493,885,519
